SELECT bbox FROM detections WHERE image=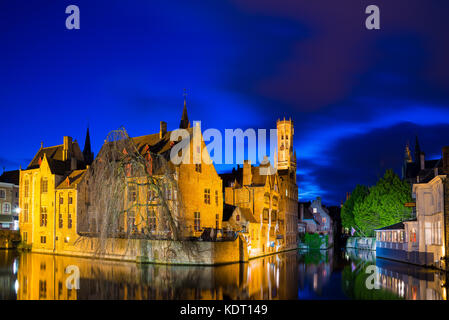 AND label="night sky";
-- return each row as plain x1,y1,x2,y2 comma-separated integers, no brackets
2,1,449,205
